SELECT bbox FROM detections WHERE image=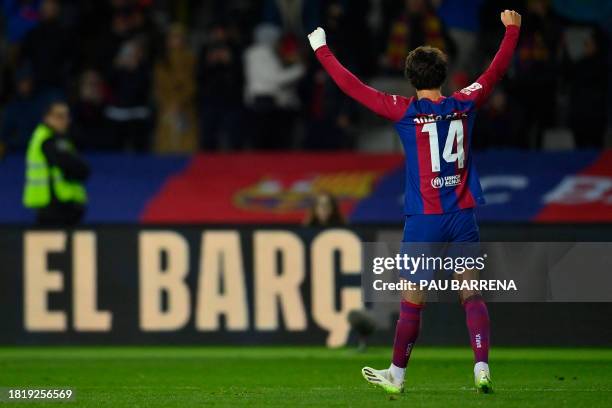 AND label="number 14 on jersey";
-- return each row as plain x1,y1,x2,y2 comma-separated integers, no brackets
422,119,465,172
